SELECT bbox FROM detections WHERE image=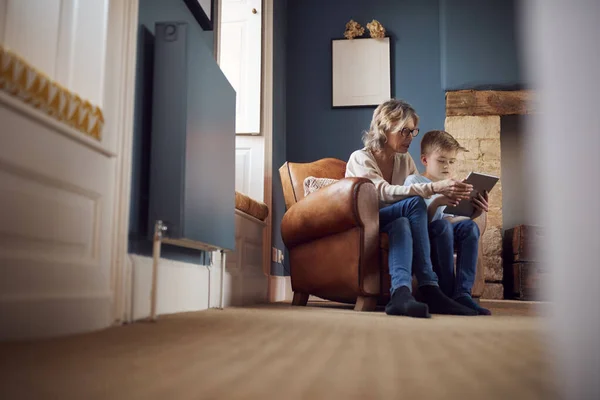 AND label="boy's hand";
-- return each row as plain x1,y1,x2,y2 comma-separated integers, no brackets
435,195,460,207
471,190,489,219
